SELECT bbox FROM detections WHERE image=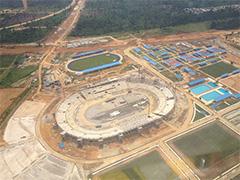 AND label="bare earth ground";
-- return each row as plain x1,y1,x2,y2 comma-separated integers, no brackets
0,130,5,146
143,30,227,44
0,46,47,55
3,100,46,144
220,74,240,93
225,53,240,66
0,30,231,56
0,88,25,115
